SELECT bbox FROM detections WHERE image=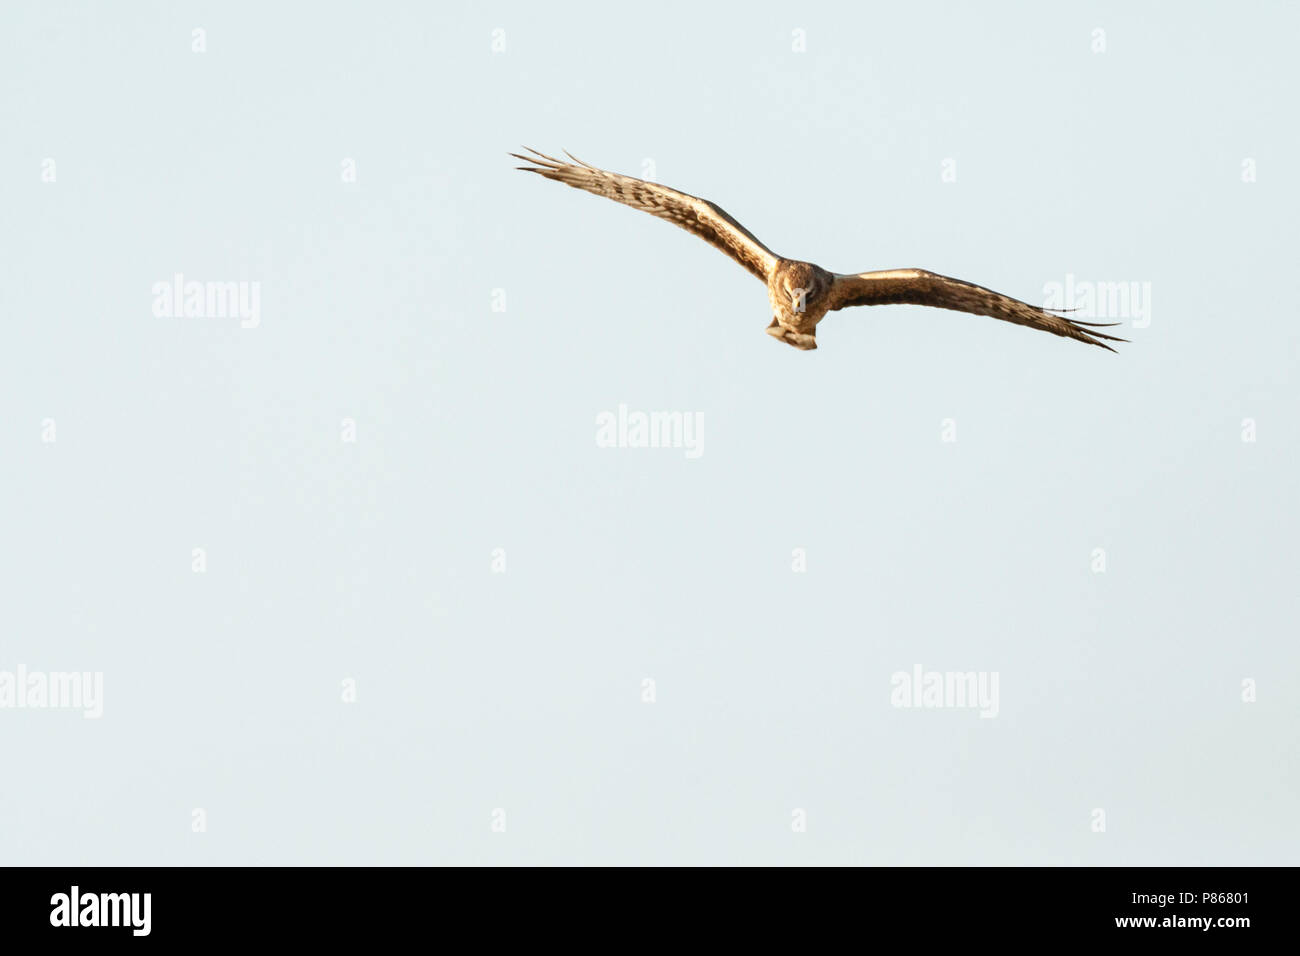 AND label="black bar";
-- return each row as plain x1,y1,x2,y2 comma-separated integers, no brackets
0,866,1283,943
